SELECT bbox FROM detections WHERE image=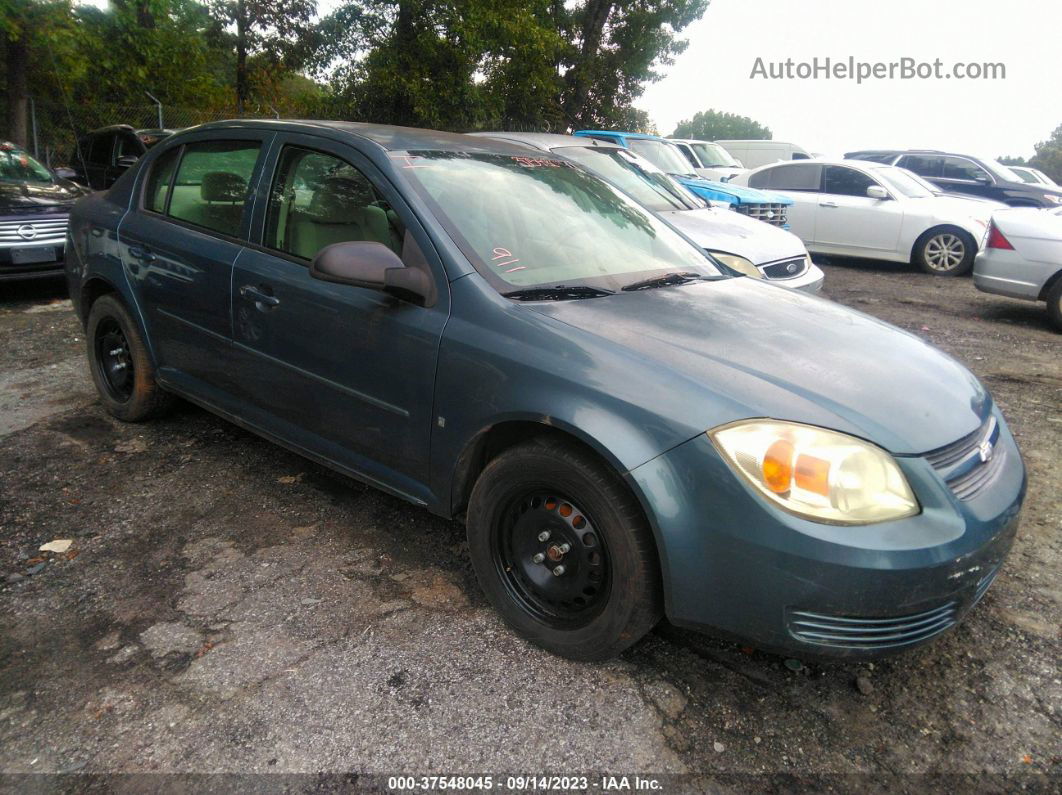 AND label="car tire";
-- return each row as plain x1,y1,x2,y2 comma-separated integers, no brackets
466,437,662,661
914,226,976,276
86,294,174,421
1046,278,1062,332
